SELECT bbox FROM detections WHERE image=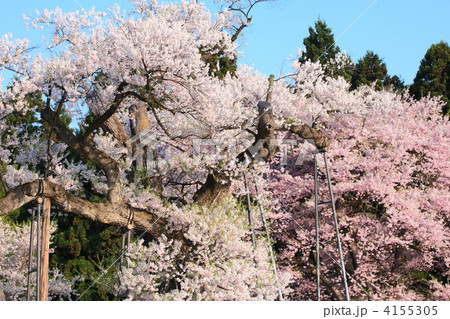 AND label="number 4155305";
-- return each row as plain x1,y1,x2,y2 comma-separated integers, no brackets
383,305,438,316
